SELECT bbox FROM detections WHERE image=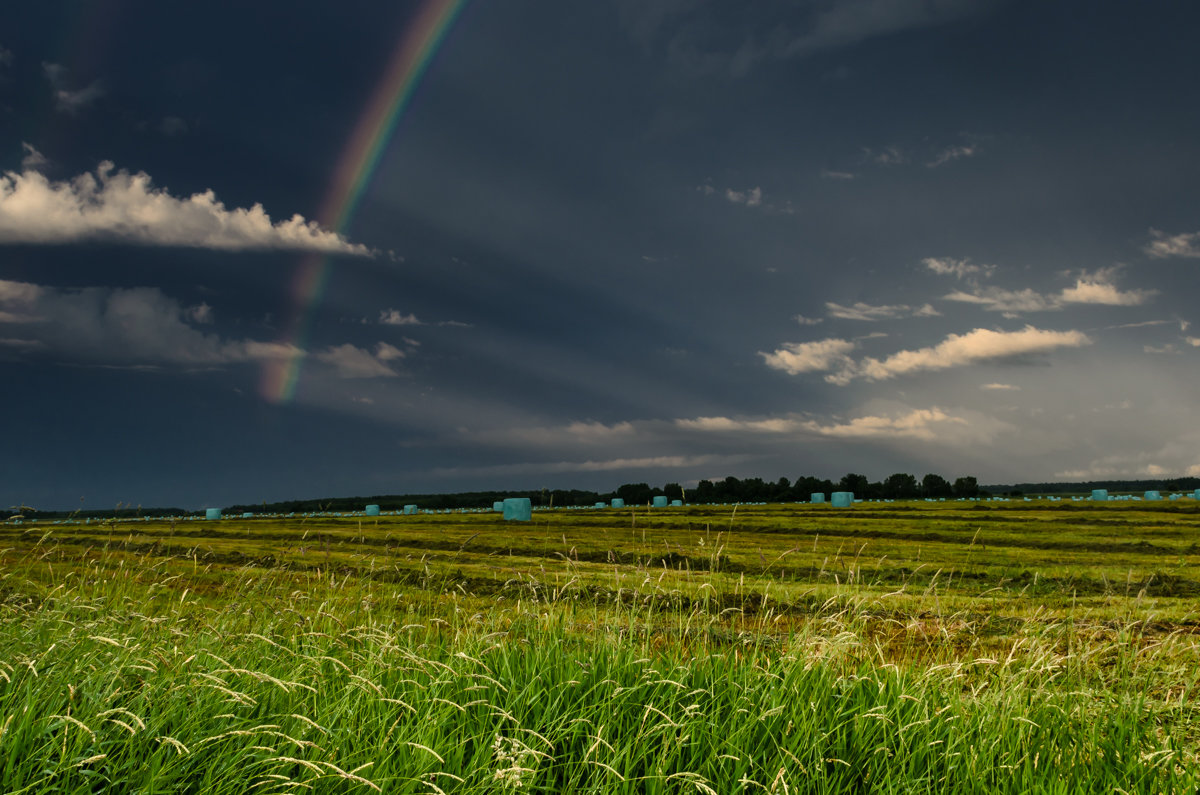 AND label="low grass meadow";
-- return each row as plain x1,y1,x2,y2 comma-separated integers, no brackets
2,499,1199,792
